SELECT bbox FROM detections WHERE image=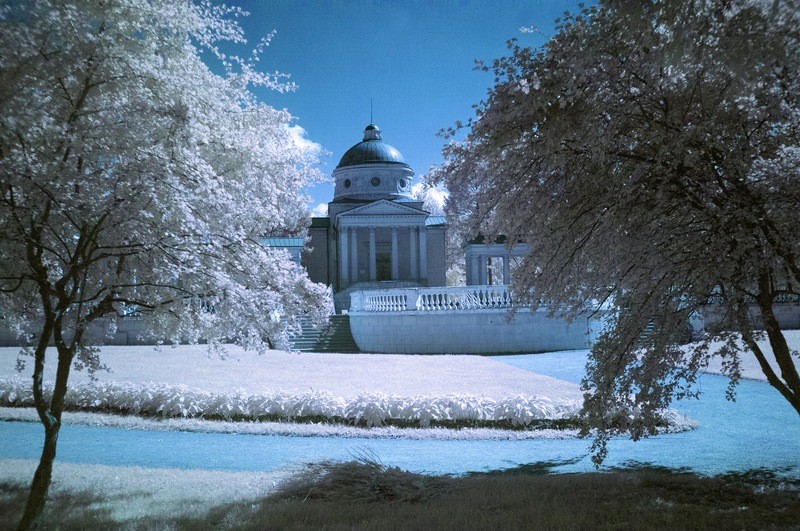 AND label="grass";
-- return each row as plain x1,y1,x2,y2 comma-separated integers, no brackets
2,461,799,530
0,482,113,530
